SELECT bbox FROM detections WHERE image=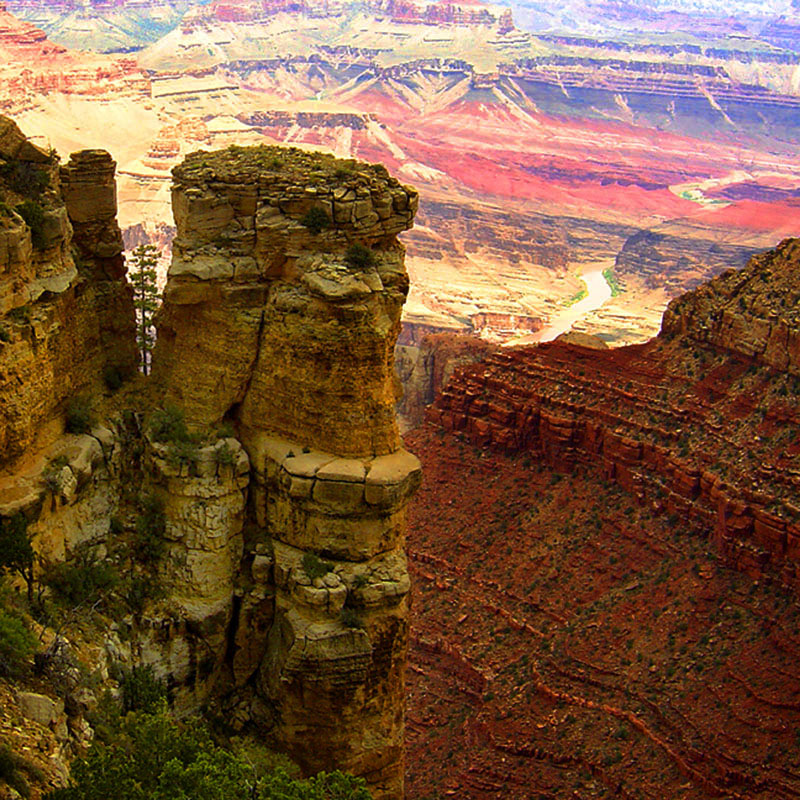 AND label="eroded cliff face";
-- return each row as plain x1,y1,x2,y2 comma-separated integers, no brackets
0,117,139,782
0,115,136,526
0,119,420,799
662,238,800,375
150,145,421,798
429,237,800,590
